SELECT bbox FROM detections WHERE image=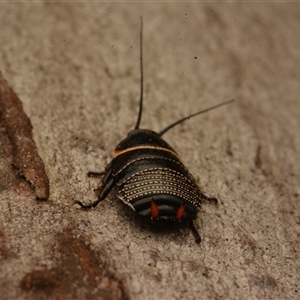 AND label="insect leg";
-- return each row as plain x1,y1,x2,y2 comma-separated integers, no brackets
75,177,115,209
190,220,201,244
88,159,115,178
87,171,106,178
201,193,218,204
